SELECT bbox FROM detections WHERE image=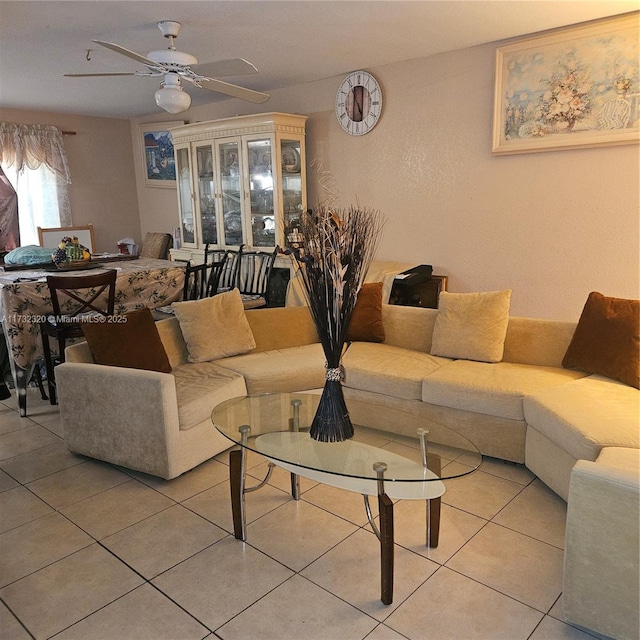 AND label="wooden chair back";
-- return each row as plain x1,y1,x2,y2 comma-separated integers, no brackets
46,269,117,319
